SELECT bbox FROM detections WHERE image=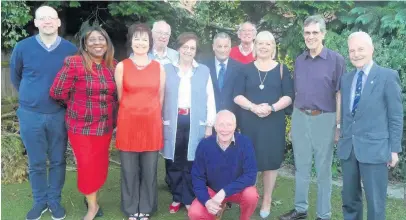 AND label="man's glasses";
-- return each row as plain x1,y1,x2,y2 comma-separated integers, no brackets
154,31,170,37
36,16,58,21
304,31,321,37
